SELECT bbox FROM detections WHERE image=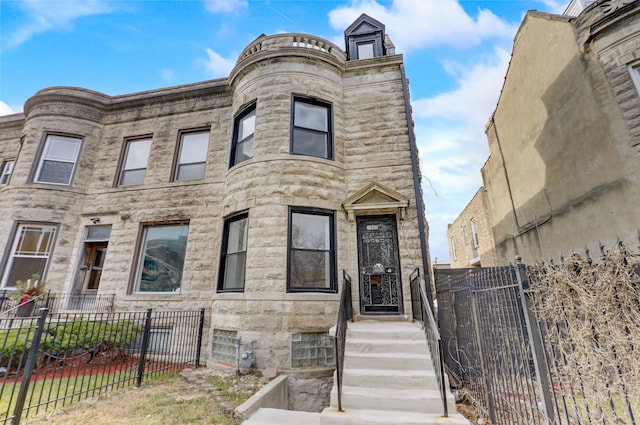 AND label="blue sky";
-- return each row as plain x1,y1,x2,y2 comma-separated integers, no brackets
0,0,566,263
